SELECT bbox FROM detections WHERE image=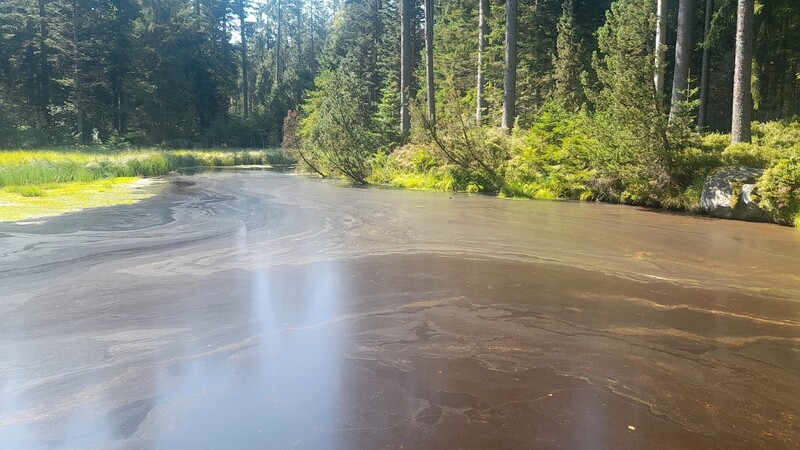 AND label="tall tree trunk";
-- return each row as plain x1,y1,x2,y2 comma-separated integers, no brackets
654,0,667,97
239,3,250,117
476,0,489,124
501,0,517,130
71,0,84,143
38,0,50,123
119,88,127,135
669,0,696,121
424,0,435,124
731,0,753,143
275,0,282,88
400,0,412,136
371,0,382,104
295,4,302,107
309,0,315,62
697,0,713,128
